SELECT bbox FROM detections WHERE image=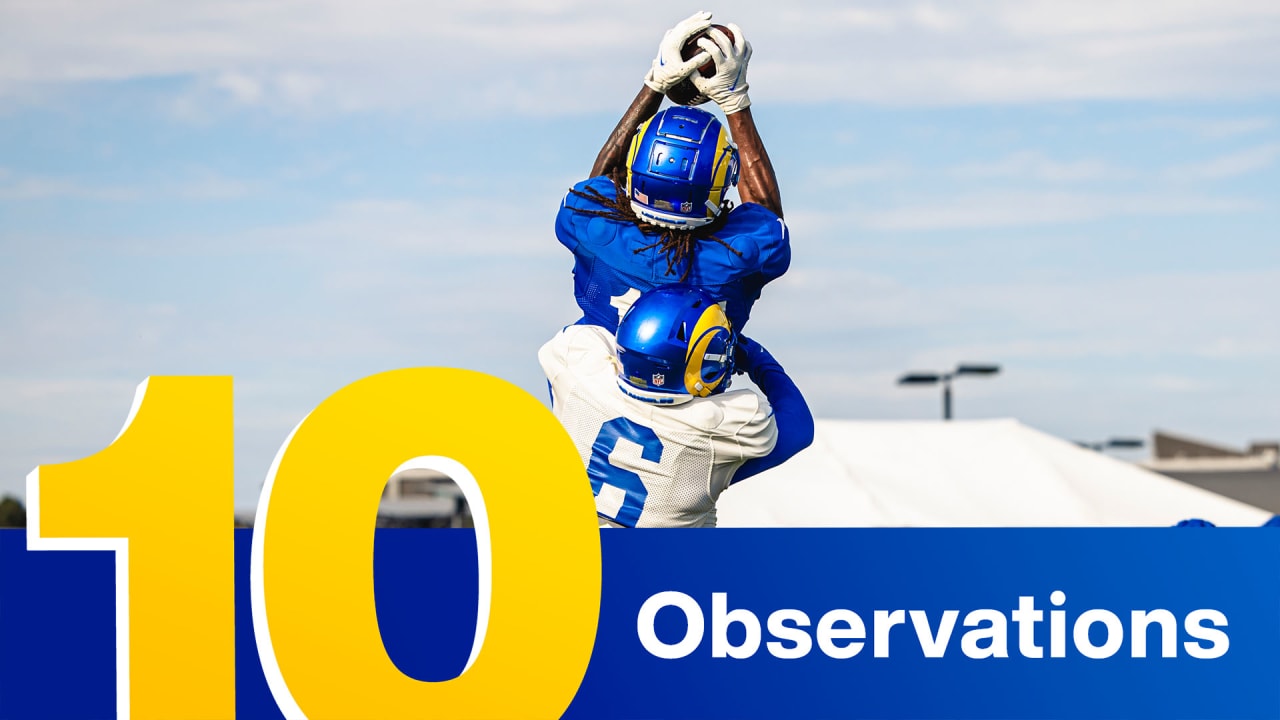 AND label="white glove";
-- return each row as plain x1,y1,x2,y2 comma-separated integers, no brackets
643,11,714,94
691,23,752,114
